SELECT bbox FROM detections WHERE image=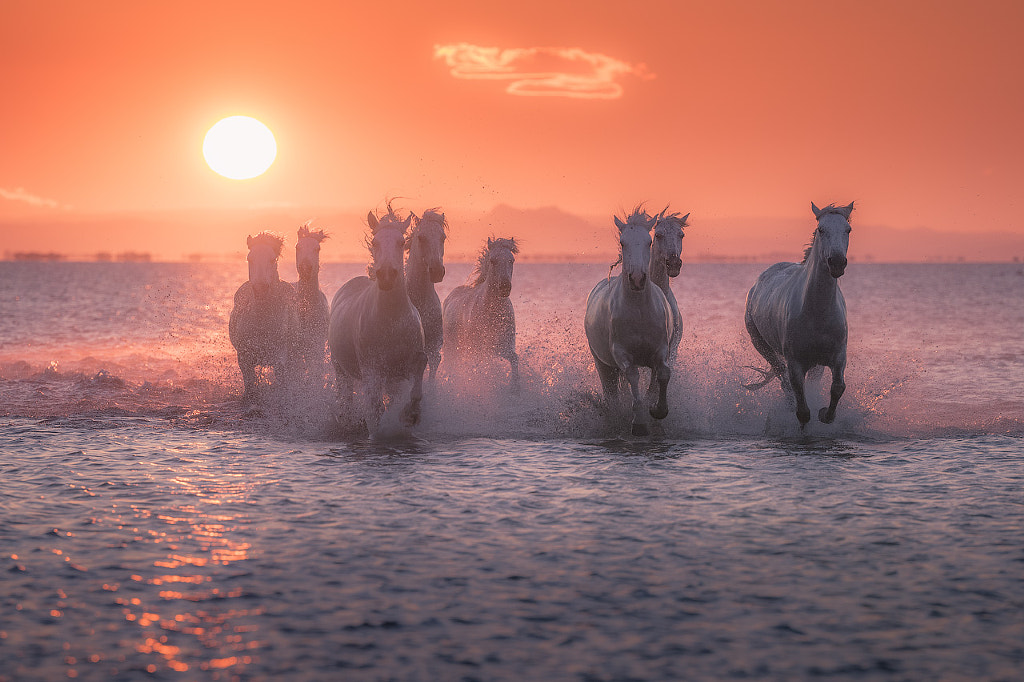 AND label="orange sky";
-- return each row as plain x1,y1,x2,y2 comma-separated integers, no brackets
2,0,1023,260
